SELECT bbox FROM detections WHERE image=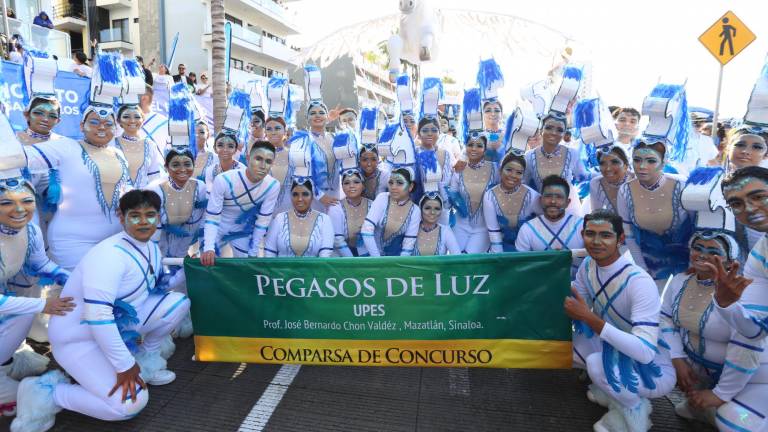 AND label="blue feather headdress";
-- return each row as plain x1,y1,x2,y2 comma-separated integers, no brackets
333,130,359,173
476,58,504,102
222,88,250,135
359,107,379,145
396,74,415,119
419,77,443,121
167,82,196,152
85,52,125,119
22,50,58,109
304,64,327,115
503,107,540,156
573,98,617,168
266,76,290,120
549,64,583,116
637,83,691,163
461,88,483,145
120,58,146,106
